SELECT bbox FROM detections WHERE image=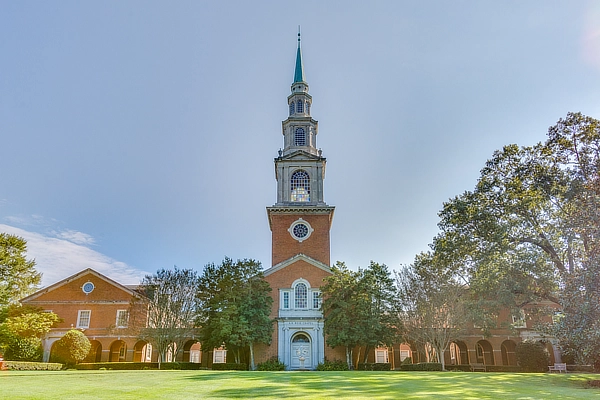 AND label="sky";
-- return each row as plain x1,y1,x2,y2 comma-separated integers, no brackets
1,1,600,287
